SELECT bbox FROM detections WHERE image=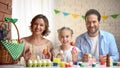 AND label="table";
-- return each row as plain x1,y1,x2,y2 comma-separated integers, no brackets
0,64,118,68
